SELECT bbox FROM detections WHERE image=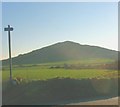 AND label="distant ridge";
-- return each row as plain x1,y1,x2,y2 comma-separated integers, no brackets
2,41,118,65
